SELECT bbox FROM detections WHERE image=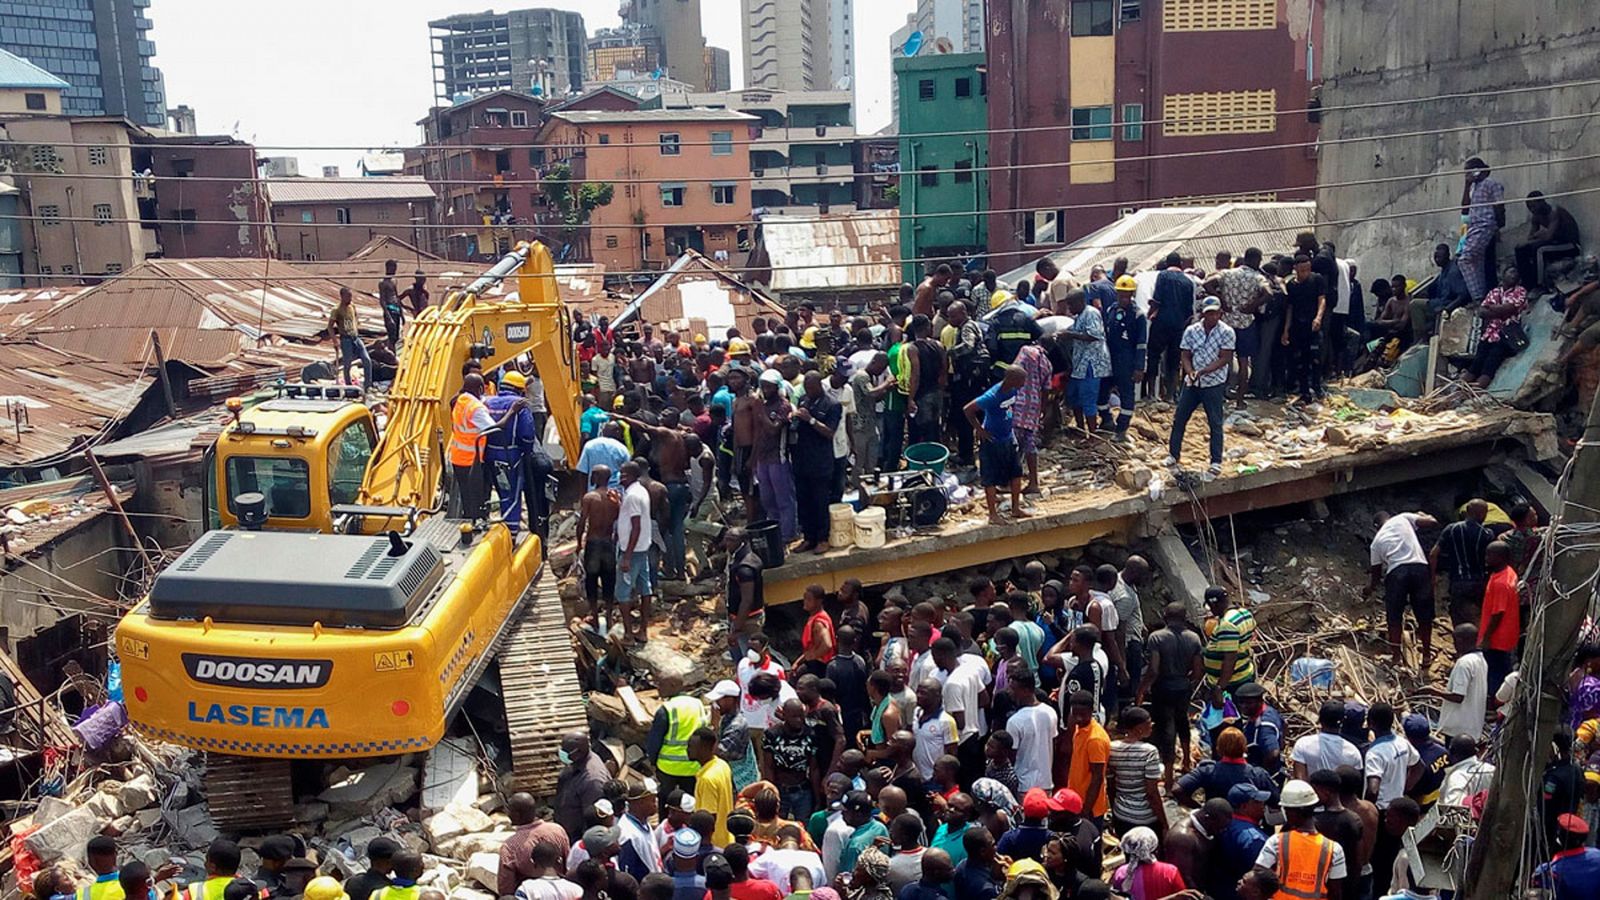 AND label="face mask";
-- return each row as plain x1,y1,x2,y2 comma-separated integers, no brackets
558,748,572,765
